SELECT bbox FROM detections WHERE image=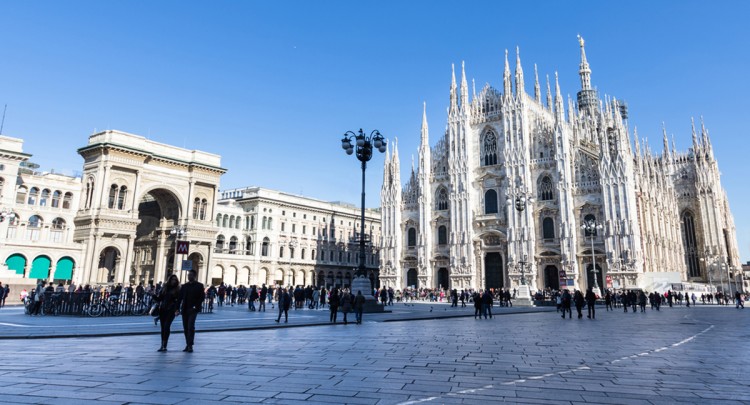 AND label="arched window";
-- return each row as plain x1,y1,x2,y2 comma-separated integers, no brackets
40,189,50,206
50,218,66,243
246,237,254,255
222,215,228,228
199,199,207,220
481,129,498,166
262,216,267,229
229,236,238,253
301,248,306,260
216,214,222,227
235,217,241,229
438,225,448,245
261,238,270,256
267,218,273,230
407,227,417,247
62,192,72,209
537,176,554,201
681,211,700,278
193,198,201,219
16,186,27,204
484,189,498,214
27,215,43,241
215,235,225,253
542,217,555,240
108,184,118,209
84,178,94,209
436,187,449,211
52,190,61,208
583,214,598,236
117,186,127,210
28,187,39,205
